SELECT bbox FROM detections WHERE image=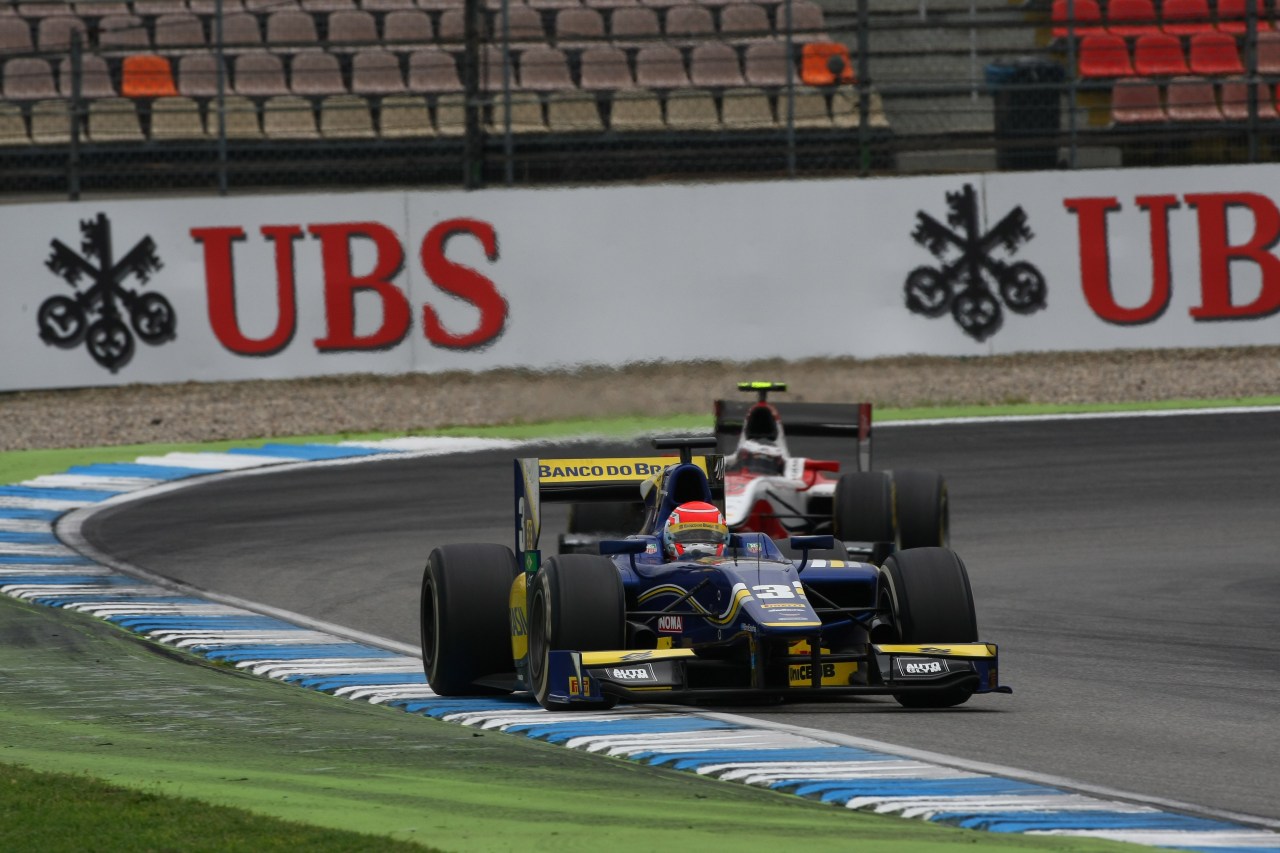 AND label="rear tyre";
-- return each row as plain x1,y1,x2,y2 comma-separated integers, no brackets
879,547,978,708
832,471,896,545
893,469,949,550
528,554,625,711
420,543,520,696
